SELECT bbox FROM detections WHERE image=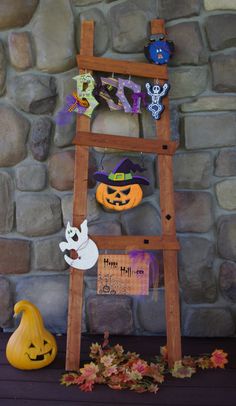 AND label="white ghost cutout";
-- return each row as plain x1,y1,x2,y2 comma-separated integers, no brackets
59,219,98,270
